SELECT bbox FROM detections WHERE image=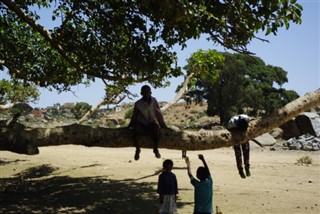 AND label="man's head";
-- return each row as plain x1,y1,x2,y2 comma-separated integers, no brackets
141,85,152,99
196,166,209,181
